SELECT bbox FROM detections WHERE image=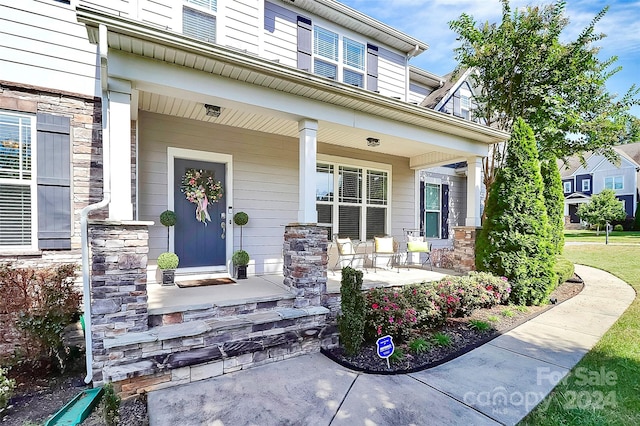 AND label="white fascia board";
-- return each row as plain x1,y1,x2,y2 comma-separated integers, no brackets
108,52,488,156
433,68,474,112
